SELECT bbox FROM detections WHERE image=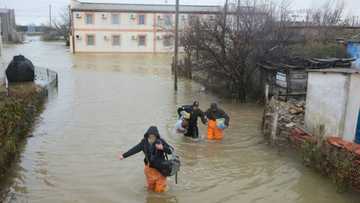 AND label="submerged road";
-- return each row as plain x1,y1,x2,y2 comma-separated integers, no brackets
1,37,359,203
